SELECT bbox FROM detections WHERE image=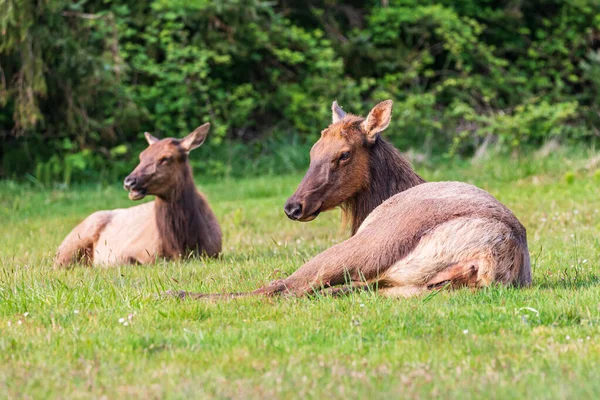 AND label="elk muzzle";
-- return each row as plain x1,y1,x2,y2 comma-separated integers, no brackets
284,162,330,221
123,174,147,201
284,199,303,220
284,195,322,221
